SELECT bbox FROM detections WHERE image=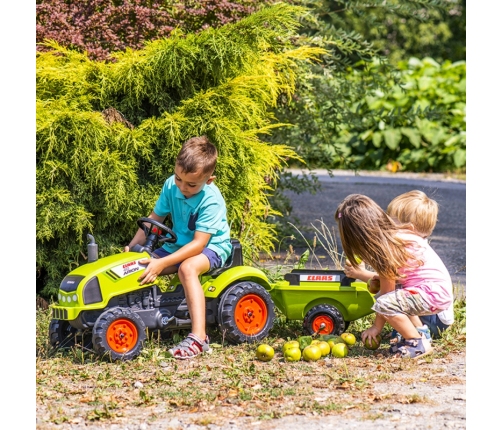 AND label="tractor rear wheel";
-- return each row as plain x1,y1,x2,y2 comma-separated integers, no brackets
92,308,146,361
303,304,345,336
218,282,275,344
